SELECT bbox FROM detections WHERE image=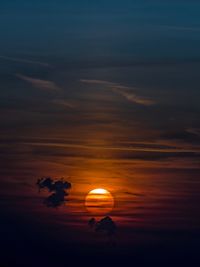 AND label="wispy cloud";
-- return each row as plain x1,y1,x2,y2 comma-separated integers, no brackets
0,55,51,67
162,128,200,144
52,99,76,109
16,74,61,91
124,192,146,197
80,79,155,106
81,80,115,86
16,74,76,109
113,87,155,106
187,128,200,137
